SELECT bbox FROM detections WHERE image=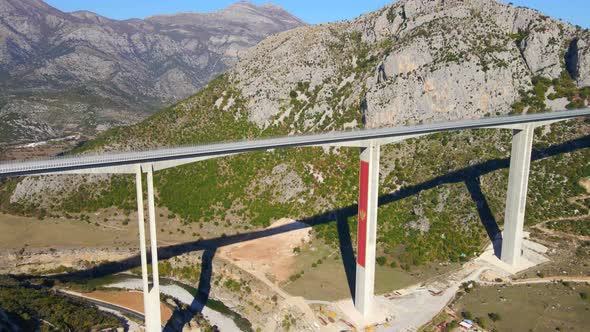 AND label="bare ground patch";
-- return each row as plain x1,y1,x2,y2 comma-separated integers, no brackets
219,218,311,282
84,290,173,325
